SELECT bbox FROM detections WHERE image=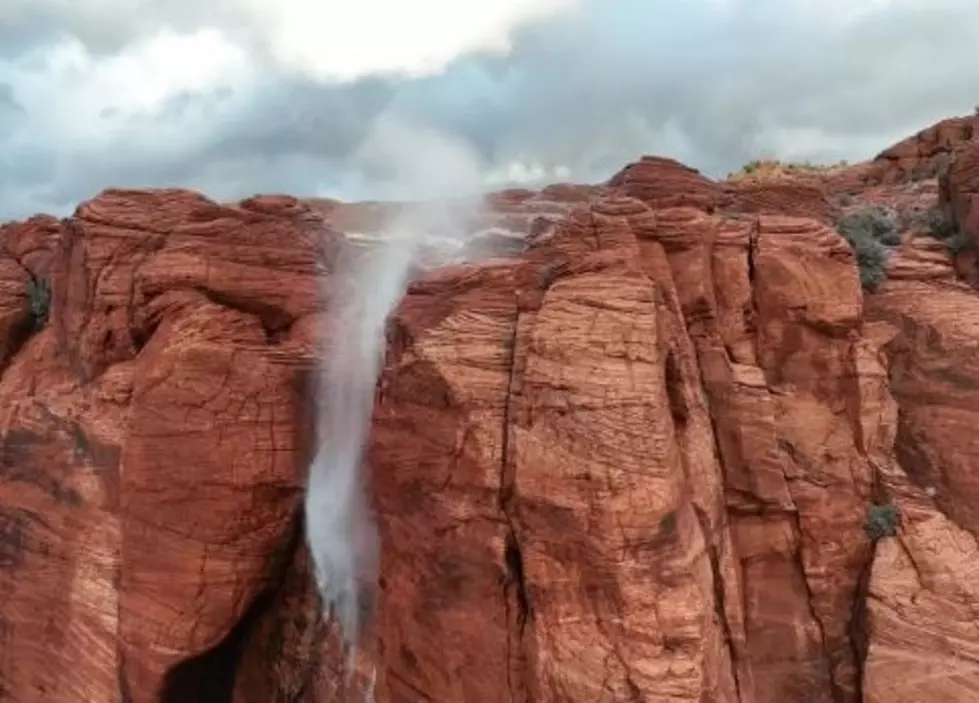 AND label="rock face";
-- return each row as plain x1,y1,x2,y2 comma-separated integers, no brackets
1,116,979,702
868,115,979,185
942,140,979,249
